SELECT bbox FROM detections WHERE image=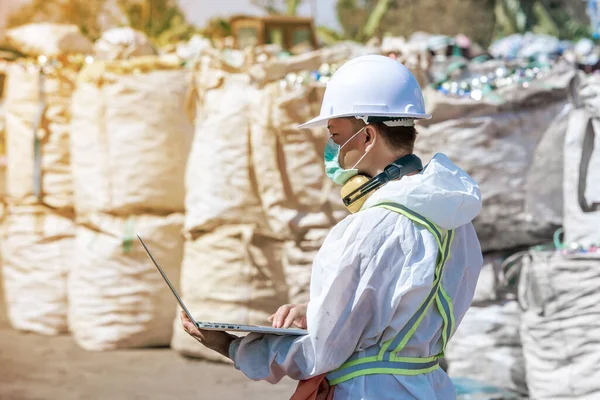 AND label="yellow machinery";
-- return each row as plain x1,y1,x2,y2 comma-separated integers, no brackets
230,15,318,54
